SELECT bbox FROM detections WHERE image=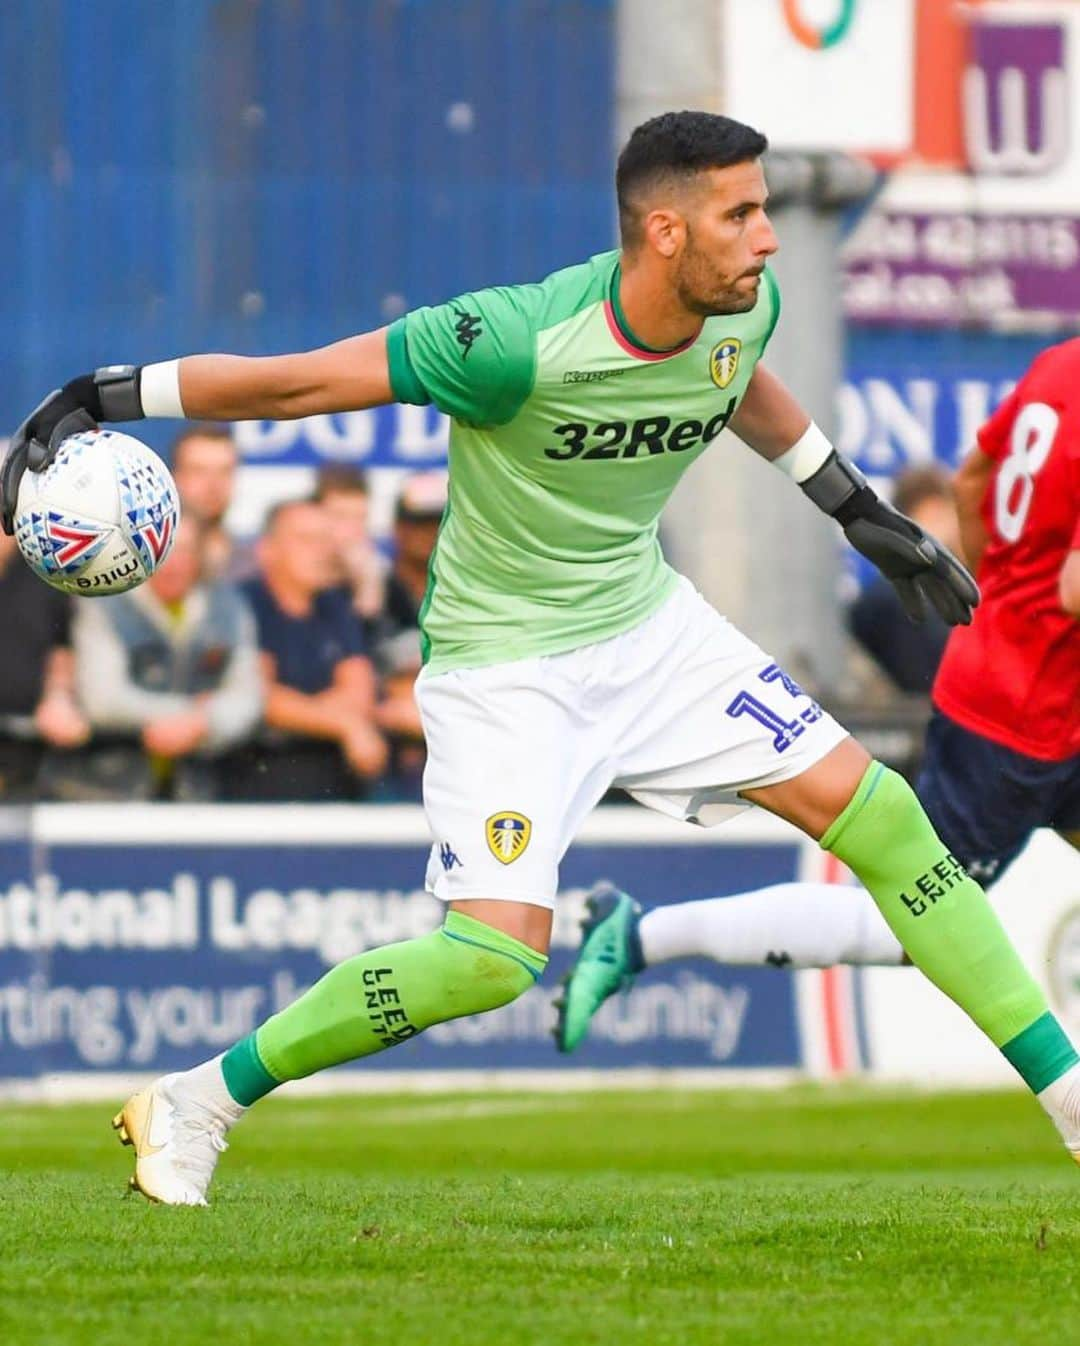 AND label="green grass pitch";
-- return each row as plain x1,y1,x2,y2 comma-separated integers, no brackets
0,1086,1077,1345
